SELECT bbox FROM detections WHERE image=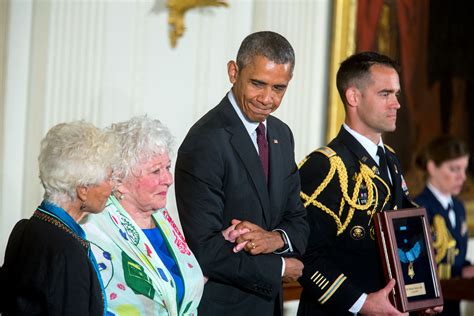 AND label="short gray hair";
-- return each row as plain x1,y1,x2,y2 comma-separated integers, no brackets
39,121,117,205
236,31,295,73
110,115,174,180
